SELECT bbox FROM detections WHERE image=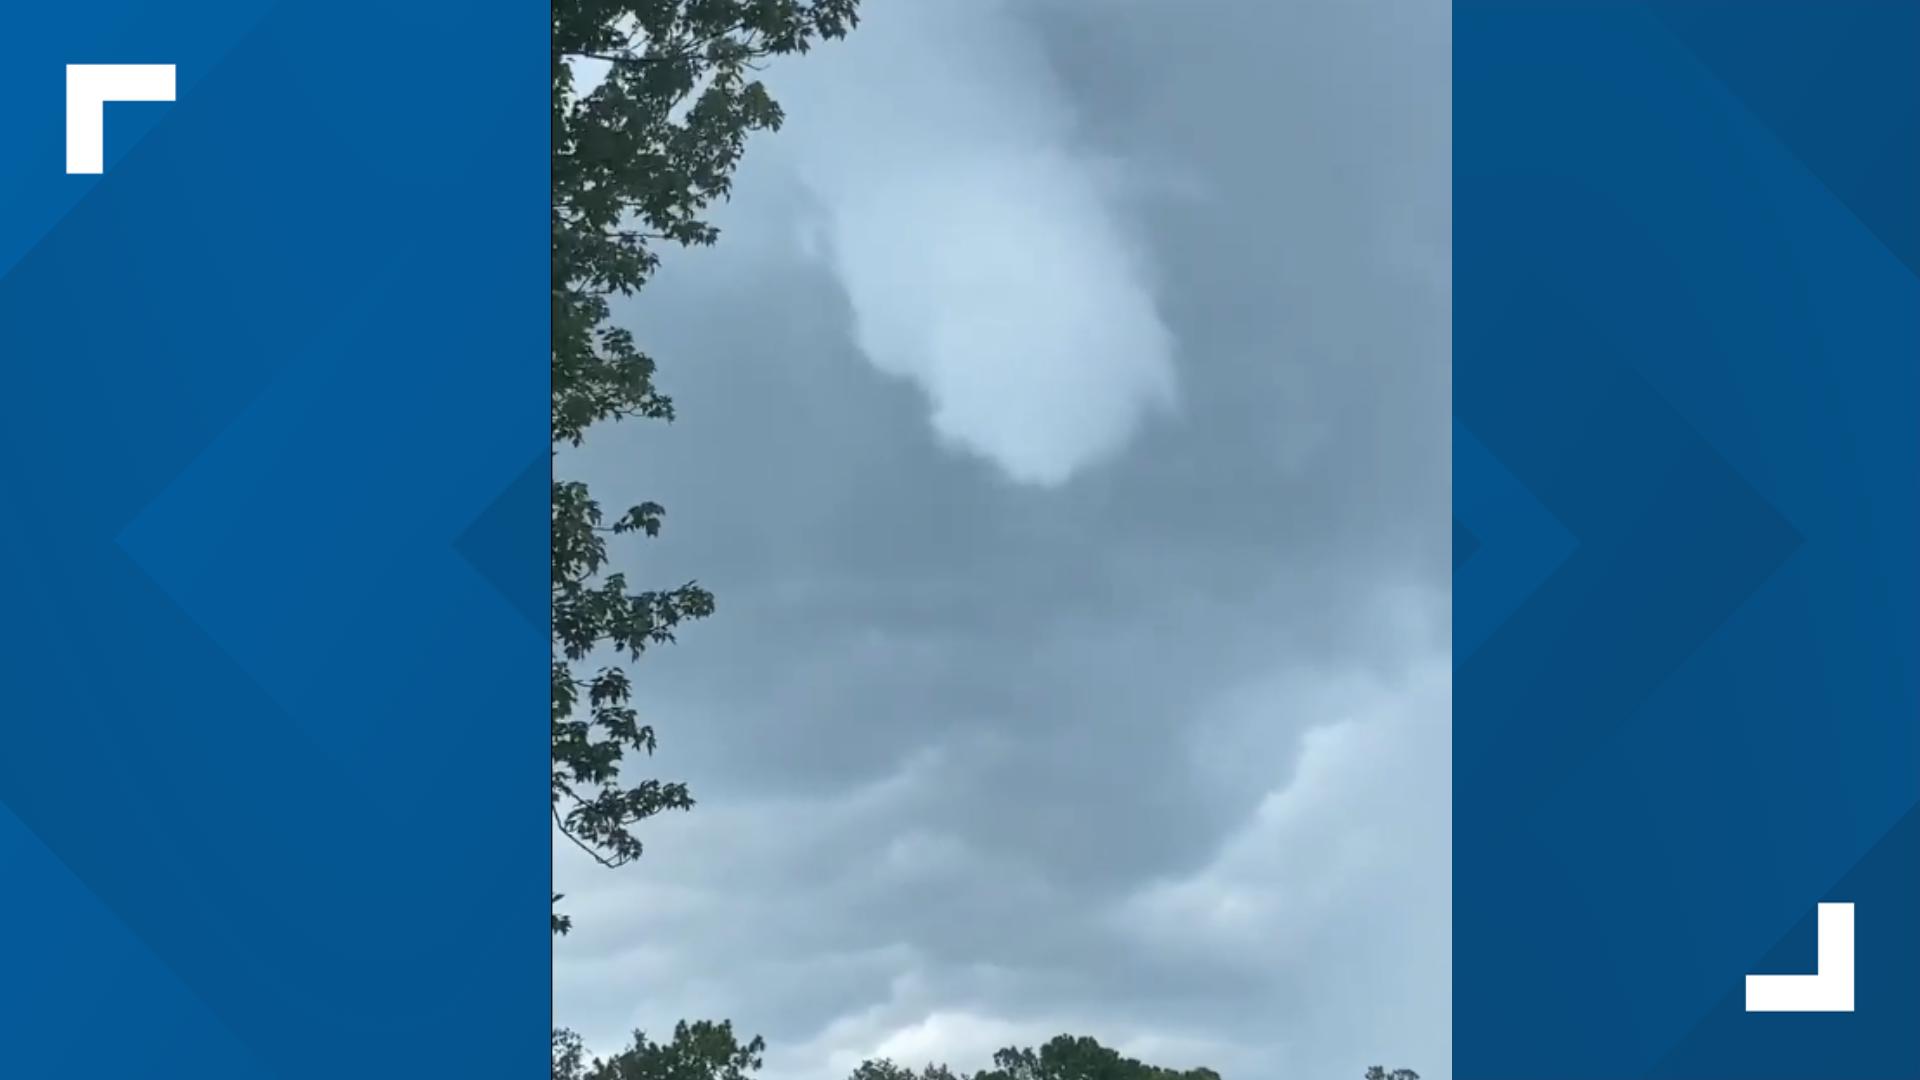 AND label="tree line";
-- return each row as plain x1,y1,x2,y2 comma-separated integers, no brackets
554,1022,1421,1080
